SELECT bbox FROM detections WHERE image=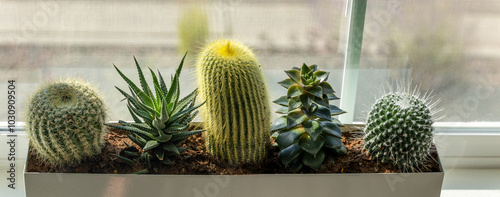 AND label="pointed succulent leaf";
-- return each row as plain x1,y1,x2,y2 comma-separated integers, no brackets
114,154,136,165
299,135,324,155
127,105,142,123
154,149,165,161
154,133,172,143
115,86,139,107
299,94,312,110
330,105,346,115
135,92,156,113
313,94,329,107
152,80,163,110
331,117,343,126
278,78,296,89
161,144,180,155
113,65,143,96
127,134,145,147
127,102,153,125
315,106,332,121
124,151,140,157
142,152,151,169
270,116,287,131
106,124,155,140
133,57,154,97
327,93,340,100
306,86,323,98
279,142,303,166
291,66,301,71
170,129,204,143
313,71,329,82
180,111,198,125
287,84,304,98
301,63,312,76
165,123,189,132
302,119,323,141
276,106,288,114
302,149,325,169
169,101,205,123
276,127,306,149
319,81,335,94
288,97,301,111
128,122,155,133
157,70,168,95
143,140,160,151
159,97,170,123
166,52,187,105
323,134,343,149
303,106,315,119
287,109,308,129
152,118,166,130
309,64,318,72
273,96,289,106
135,135,148,147
285,69,301,83
321,121,342,138
149,68,163,101
172,89,198,115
